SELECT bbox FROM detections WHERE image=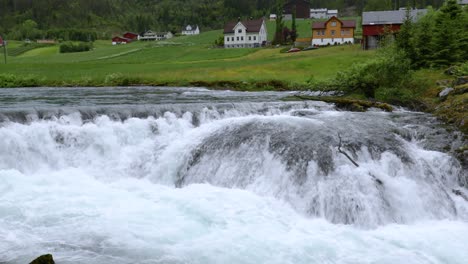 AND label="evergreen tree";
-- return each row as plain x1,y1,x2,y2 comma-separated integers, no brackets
273,0,285,45
412,8,436,68
290,8,298,43
396,8,416,65
431,0,464,65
